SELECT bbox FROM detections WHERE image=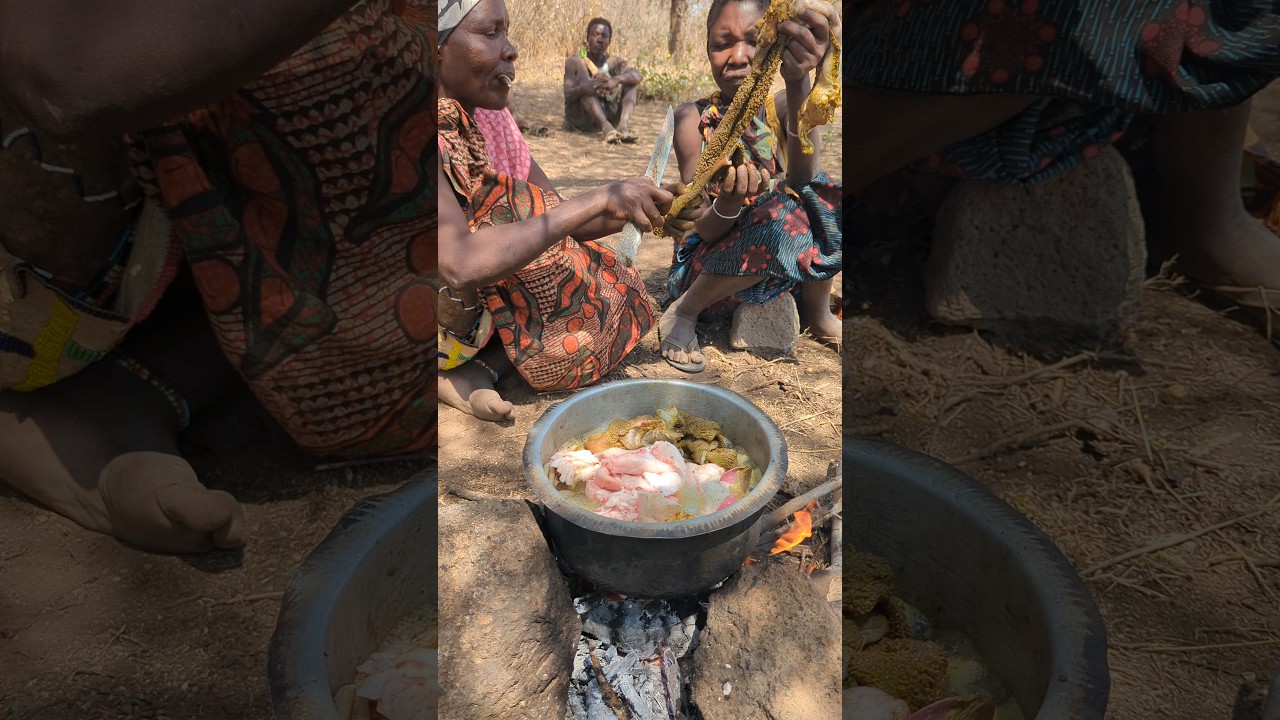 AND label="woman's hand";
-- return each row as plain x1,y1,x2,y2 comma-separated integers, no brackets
778,0,835,86
711,160,771,218
658,182,705,237
595,177,674,233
